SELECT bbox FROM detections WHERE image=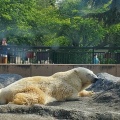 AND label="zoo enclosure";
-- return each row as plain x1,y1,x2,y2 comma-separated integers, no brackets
0,46,120,64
